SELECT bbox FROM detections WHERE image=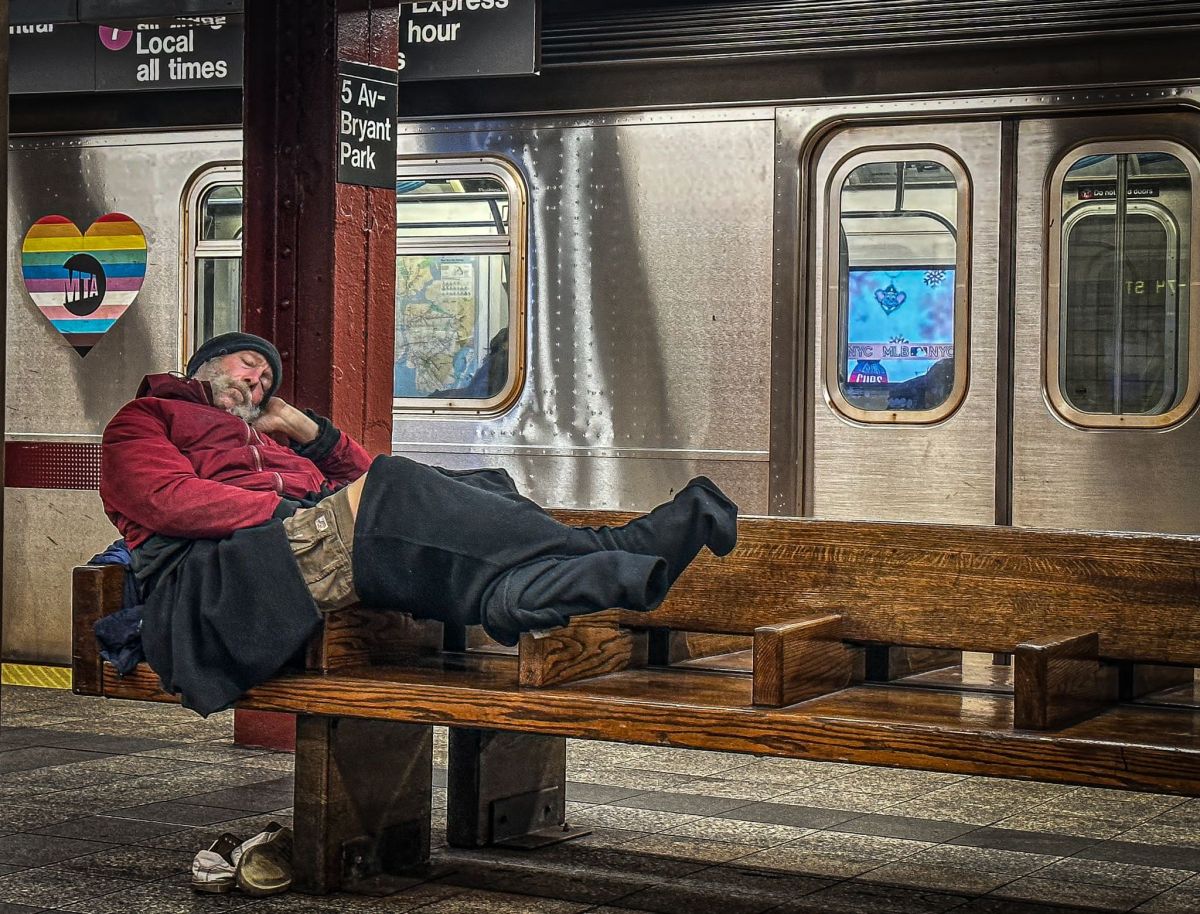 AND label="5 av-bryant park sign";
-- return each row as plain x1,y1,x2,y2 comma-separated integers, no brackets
7,1,539,94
